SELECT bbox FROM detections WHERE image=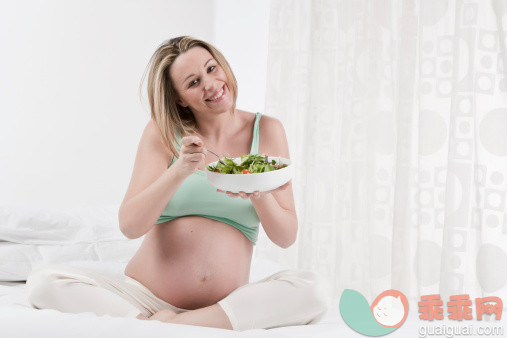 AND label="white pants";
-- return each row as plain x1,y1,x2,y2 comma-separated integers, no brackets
26,264,333,331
